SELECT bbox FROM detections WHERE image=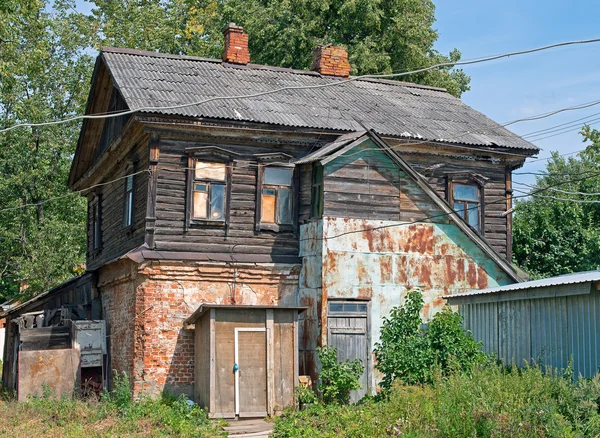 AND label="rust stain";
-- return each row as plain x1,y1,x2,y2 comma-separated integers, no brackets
466,261,478,288
403,224,434,254
445,257,456,284
418,263,432,288
364,228,375,252
356,258,369,284
380,255,393,284
357,286,373,300
477,266,488,289
456,259,465,283
395,255,408,284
